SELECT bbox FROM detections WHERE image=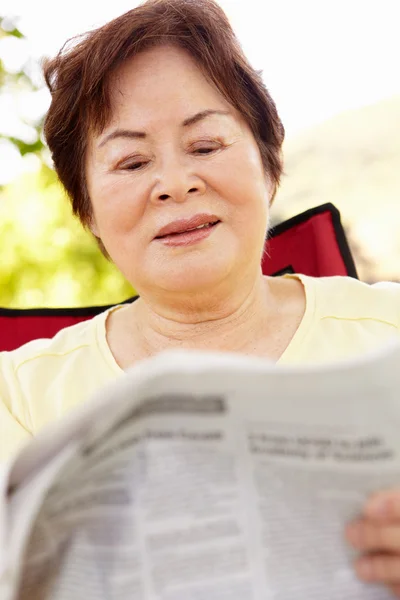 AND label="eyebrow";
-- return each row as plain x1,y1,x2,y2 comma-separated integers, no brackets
98,109,231,148
182,109,230,127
